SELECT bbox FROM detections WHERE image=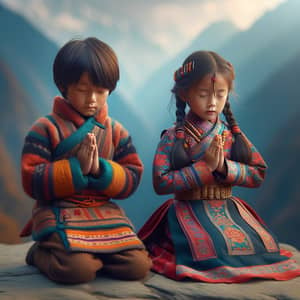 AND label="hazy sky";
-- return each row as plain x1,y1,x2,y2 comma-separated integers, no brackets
1,0,287,54
0,0,289,96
